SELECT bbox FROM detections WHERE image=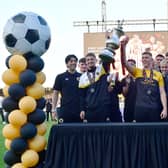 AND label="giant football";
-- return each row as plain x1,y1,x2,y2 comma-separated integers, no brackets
3,11,51,57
